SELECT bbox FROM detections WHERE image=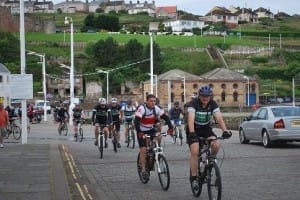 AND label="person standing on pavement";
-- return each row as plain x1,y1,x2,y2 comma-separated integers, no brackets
0,102,9,148
134,94,173,180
